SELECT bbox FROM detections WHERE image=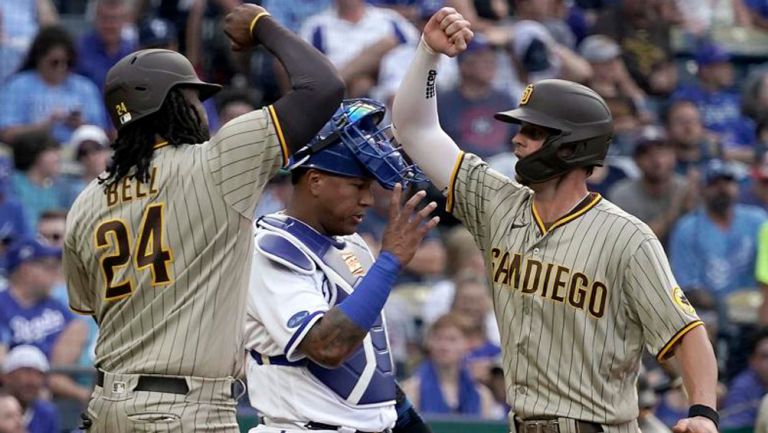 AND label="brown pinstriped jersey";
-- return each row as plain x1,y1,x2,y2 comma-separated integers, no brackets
63,107,287,378
447,152,701,424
